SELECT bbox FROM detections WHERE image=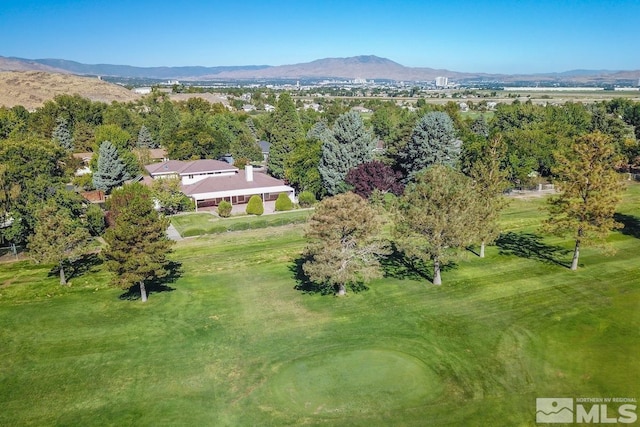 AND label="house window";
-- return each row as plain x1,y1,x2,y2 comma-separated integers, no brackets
188,175,194,179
